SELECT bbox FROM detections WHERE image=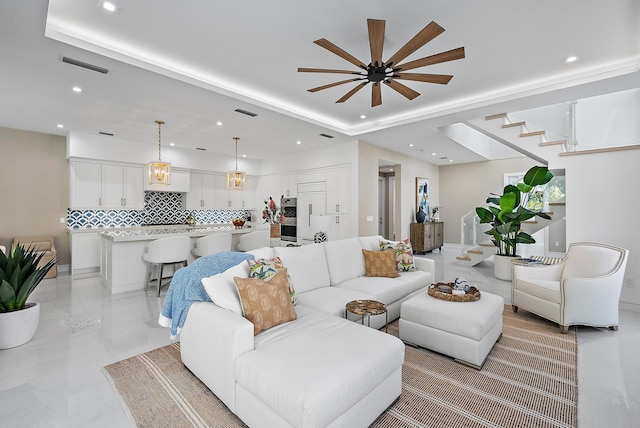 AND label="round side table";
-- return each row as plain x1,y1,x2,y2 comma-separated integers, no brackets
345,299,388,332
